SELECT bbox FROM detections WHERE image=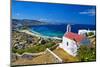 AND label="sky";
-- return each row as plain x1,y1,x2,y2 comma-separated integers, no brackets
12,0,96,25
